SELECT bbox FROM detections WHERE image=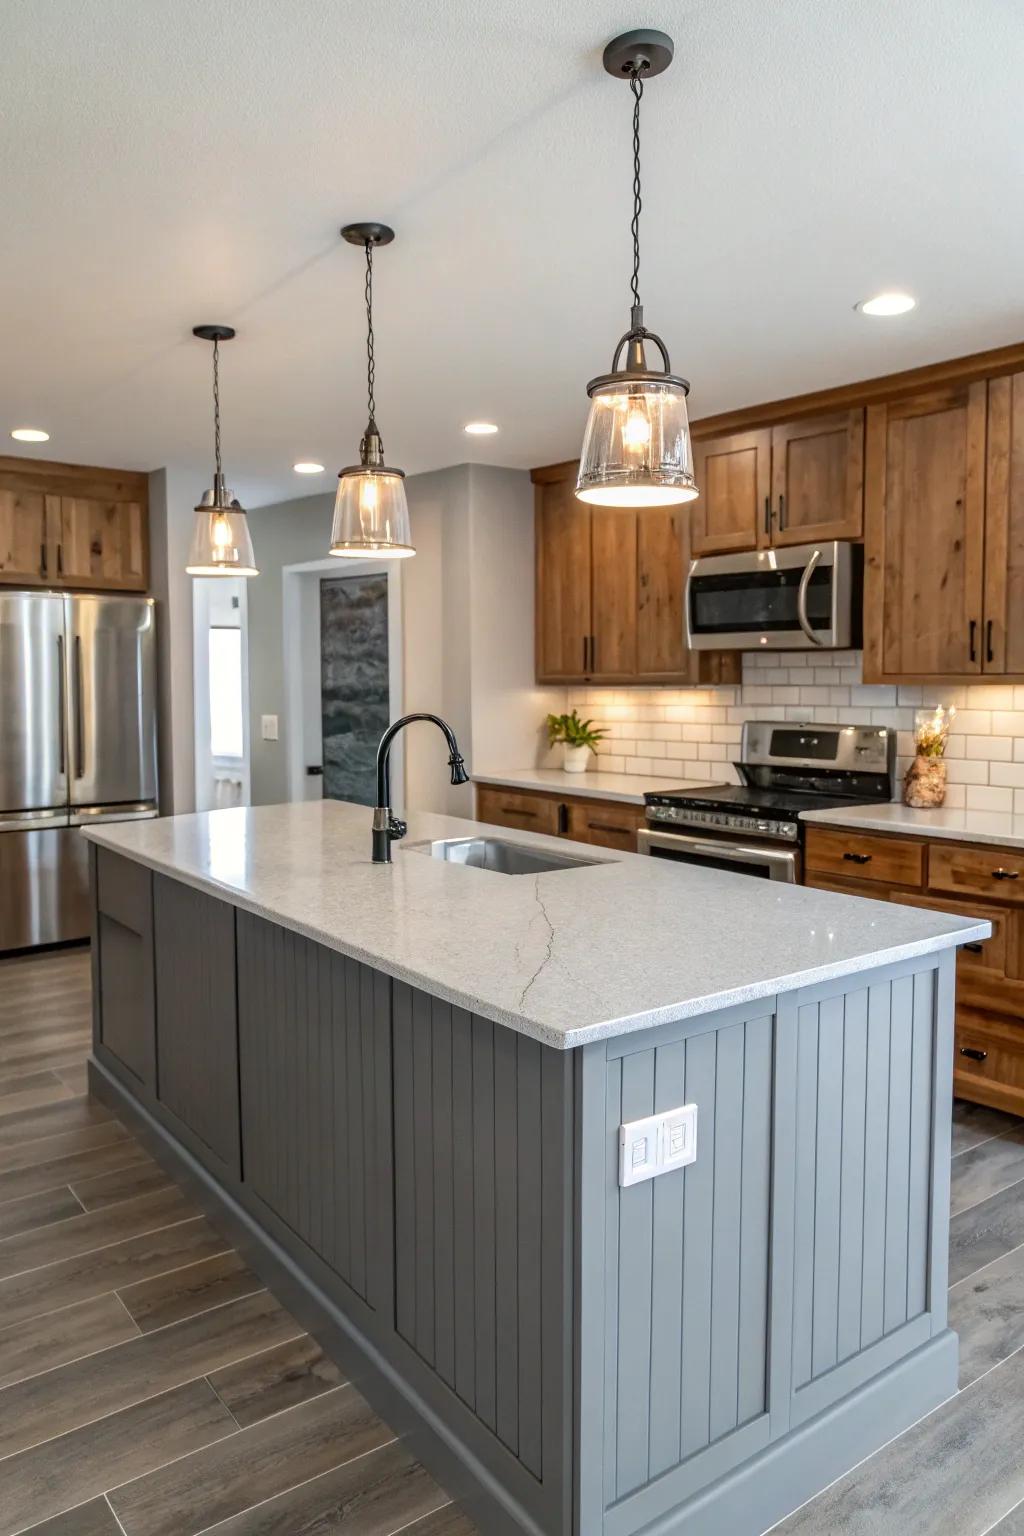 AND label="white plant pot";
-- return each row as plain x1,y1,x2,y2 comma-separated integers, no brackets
563,744,591,773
